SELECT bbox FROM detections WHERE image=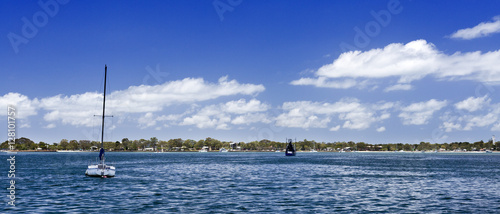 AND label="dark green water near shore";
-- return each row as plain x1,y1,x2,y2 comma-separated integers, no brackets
2,152,500,213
